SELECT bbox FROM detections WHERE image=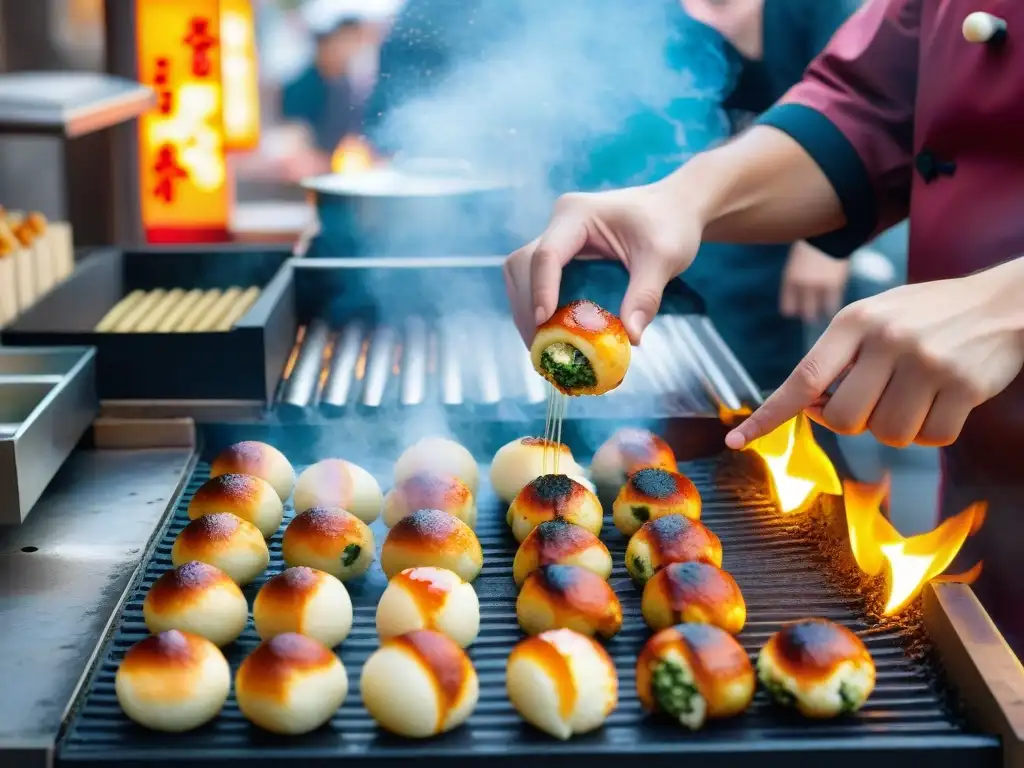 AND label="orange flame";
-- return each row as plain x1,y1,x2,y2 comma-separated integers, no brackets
718,403,753,426
843,474,985,615
744,413,842,514
330,134,375,174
